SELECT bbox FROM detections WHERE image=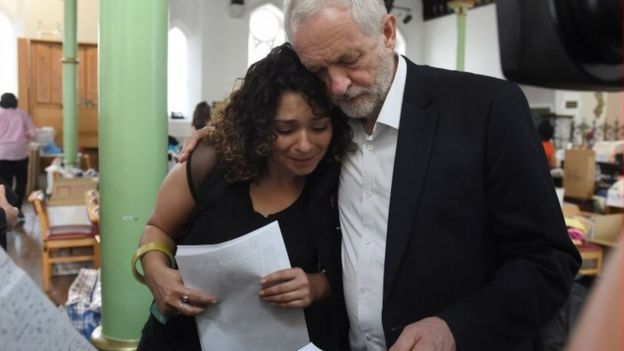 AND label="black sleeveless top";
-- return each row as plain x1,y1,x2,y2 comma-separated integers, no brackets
138,144,350,351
